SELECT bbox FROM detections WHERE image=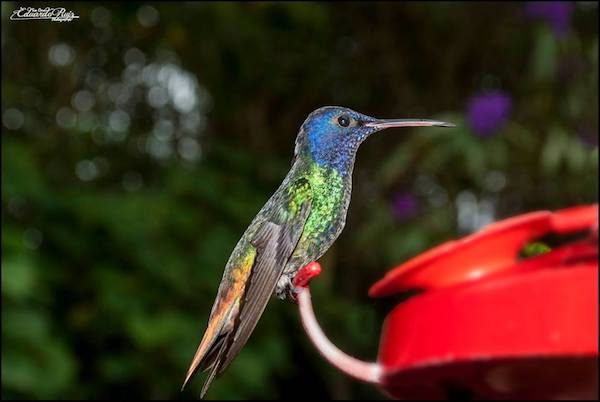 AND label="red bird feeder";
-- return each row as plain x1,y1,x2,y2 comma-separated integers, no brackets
294,205,598,400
